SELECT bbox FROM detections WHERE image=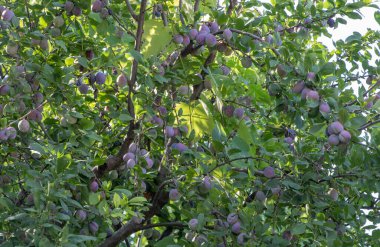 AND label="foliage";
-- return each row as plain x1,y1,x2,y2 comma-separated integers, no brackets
1,0,380,246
